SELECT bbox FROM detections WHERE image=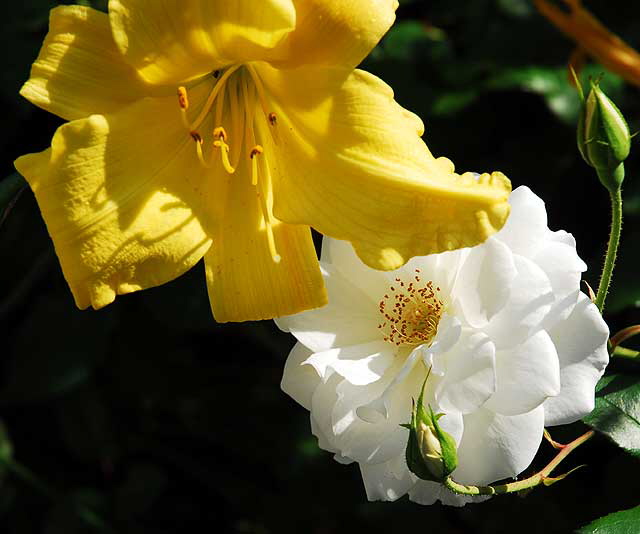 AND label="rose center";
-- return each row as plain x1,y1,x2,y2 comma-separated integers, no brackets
378,269,444,346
